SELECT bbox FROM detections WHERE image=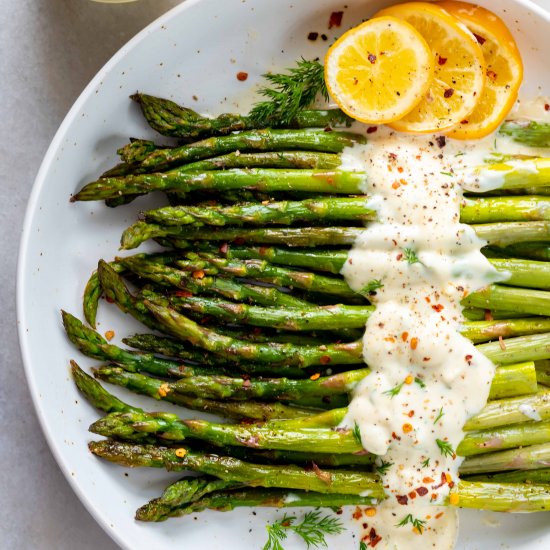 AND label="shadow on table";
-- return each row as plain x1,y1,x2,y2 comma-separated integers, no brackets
35,0,183,117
